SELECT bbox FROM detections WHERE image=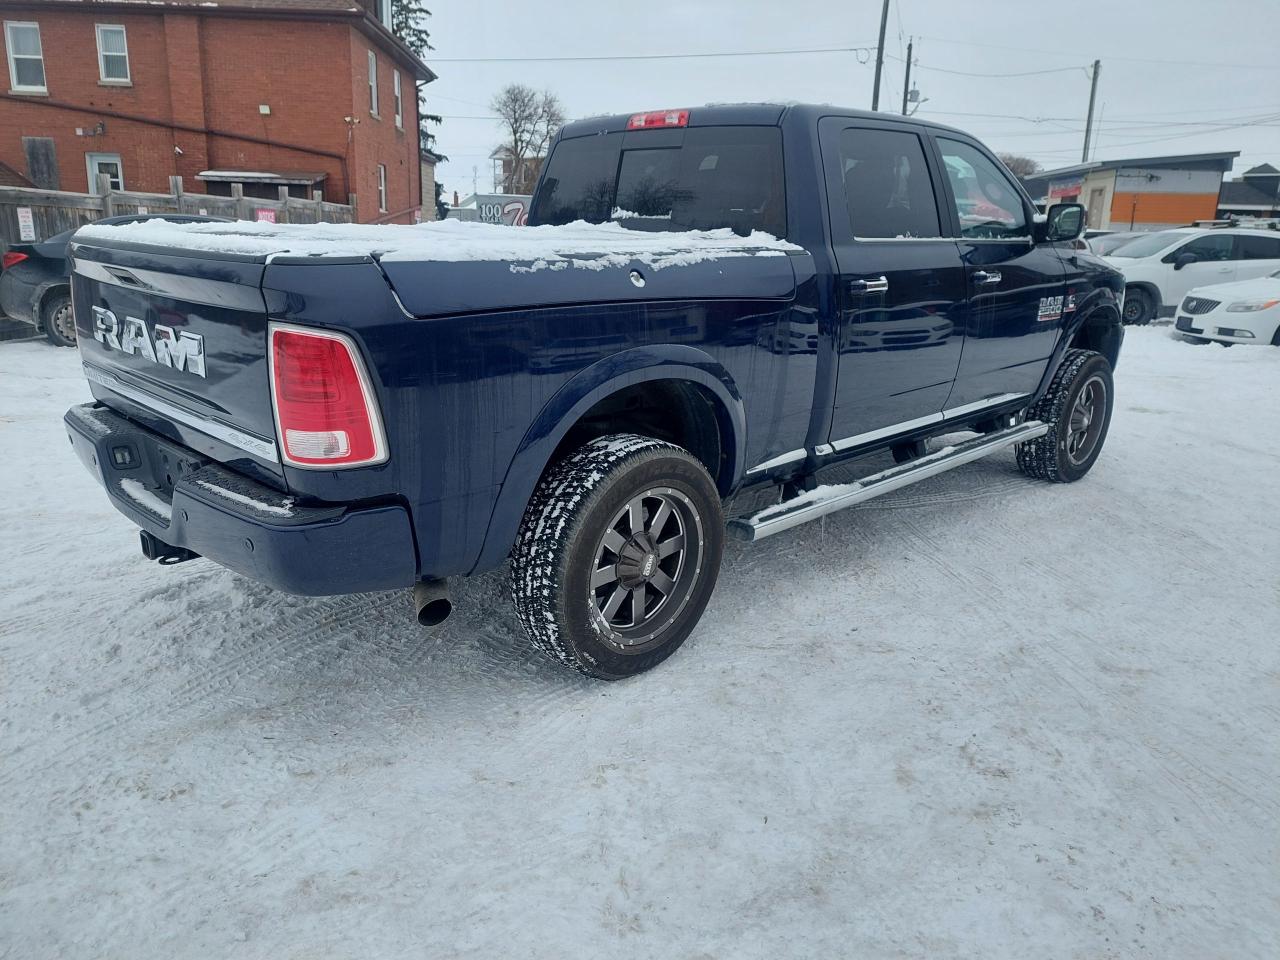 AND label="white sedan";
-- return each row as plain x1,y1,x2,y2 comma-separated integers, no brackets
1173,273,1280,345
